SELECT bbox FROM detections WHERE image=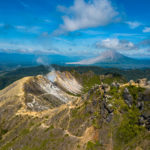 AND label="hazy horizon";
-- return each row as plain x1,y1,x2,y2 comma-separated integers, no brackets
0,0,150,61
